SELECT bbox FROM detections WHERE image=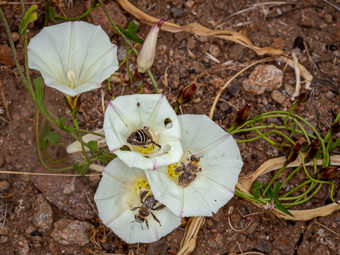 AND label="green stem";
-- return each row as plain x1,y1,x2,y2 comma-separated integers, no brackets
279,180,313,200
147,69,160,94
279,165,302,191
74,129,105,137
35,109,74,172
262,164,287,195
283,183,322,207
53,1,97,21
71,110,89,161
